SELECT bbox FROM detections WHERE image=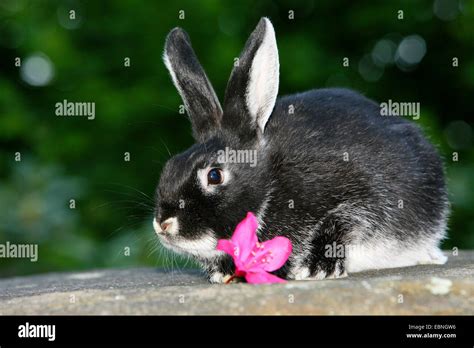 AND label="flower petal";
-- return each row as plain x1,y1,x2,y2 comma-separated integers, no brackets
231,212,258,262
216,239,235,256
258,236,293,272
216,239,243,269
245,271,286,284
